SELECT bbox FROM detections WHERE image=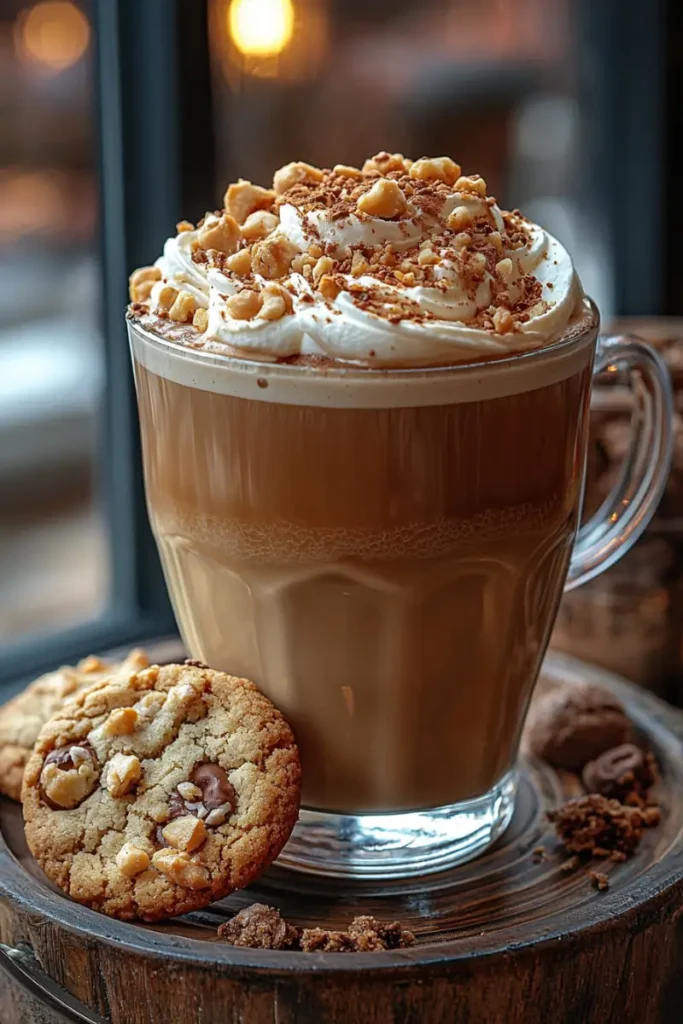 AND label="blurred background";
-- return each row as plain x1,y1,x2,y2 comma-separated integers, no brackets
1,0,680,693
